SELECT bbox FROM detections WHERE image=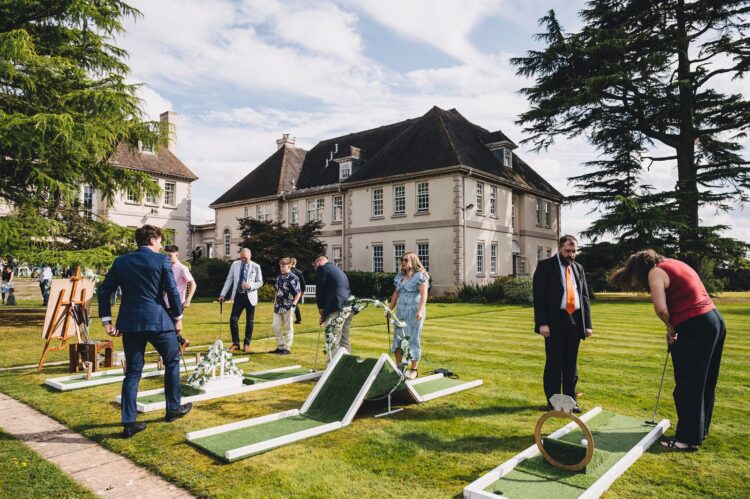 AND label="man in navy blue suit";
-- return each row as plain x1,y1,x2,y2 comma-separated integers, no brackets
98,225,192,438
314,255,352,357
